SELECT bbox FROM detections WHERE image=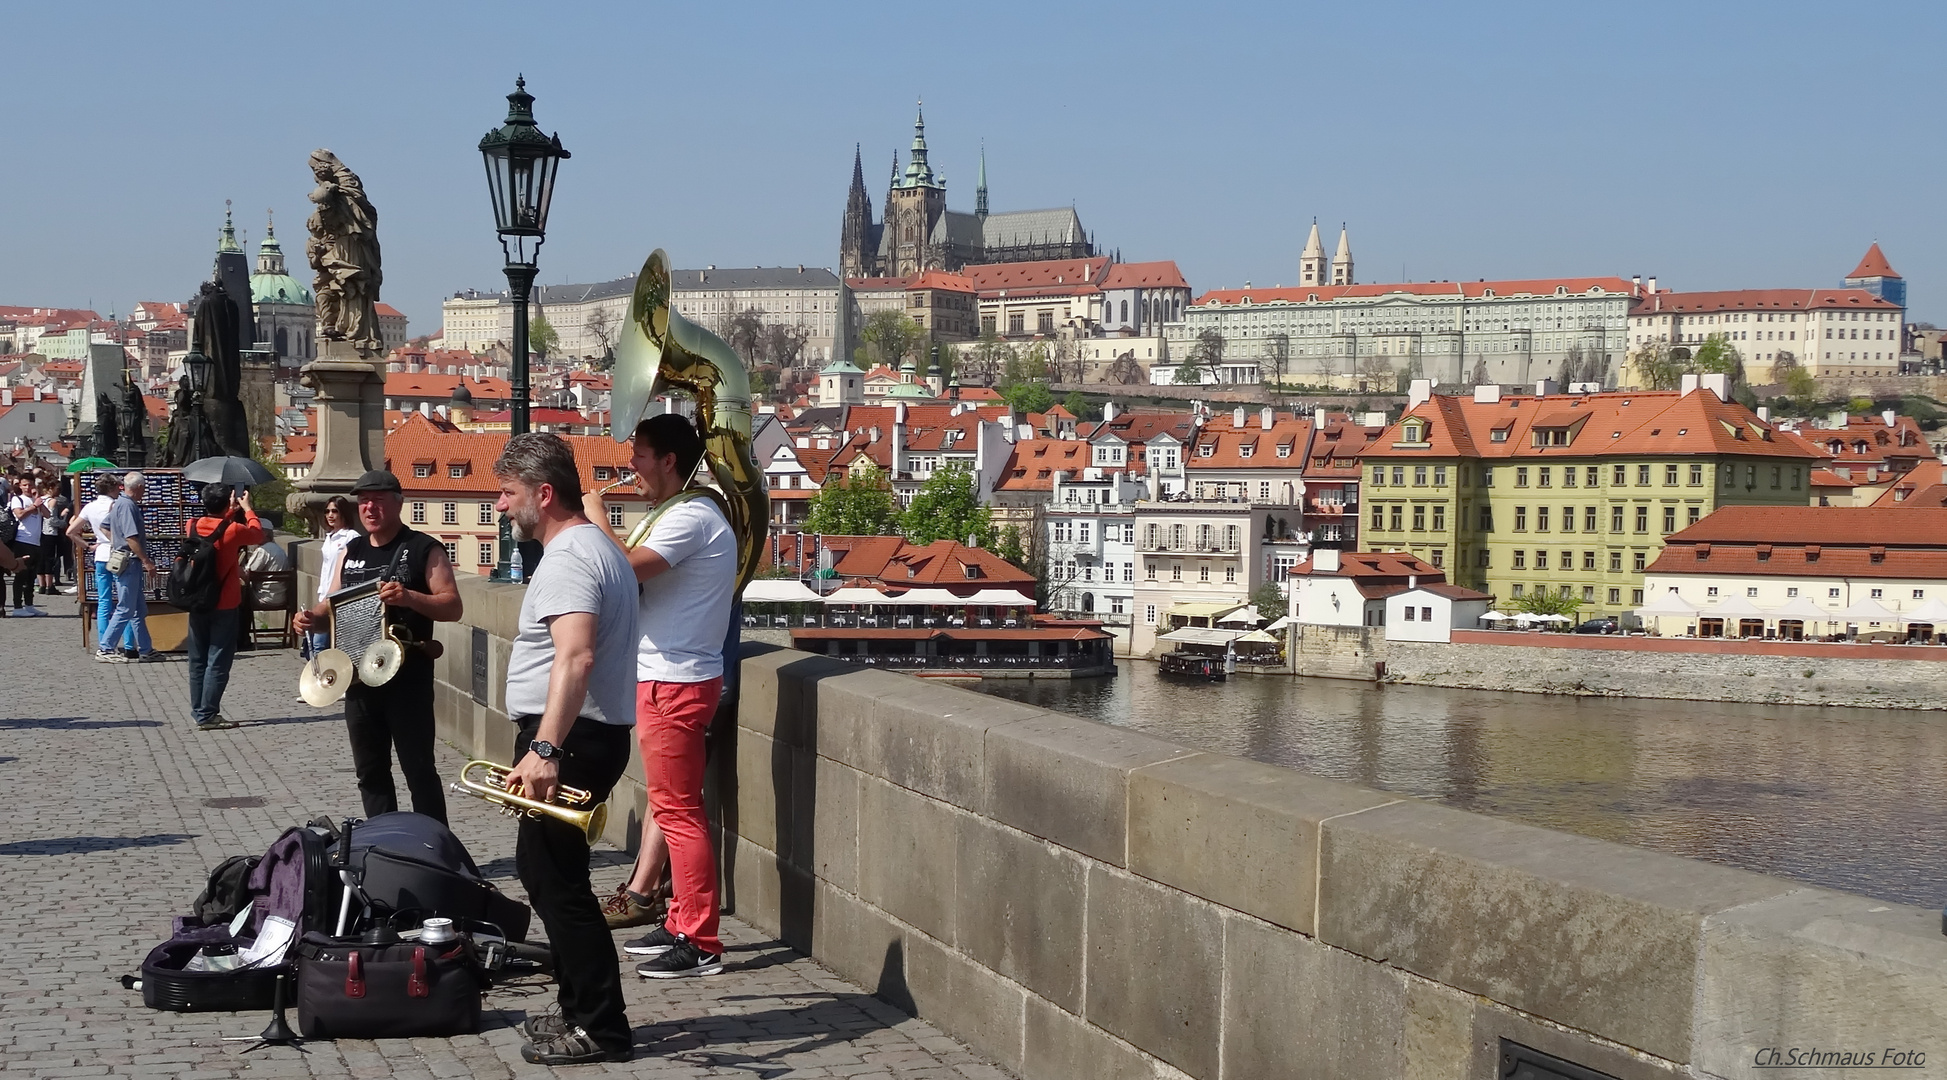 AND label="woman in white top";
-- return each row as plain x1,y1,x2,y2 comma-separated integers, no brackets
308,496,361,656
6,477,47,617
